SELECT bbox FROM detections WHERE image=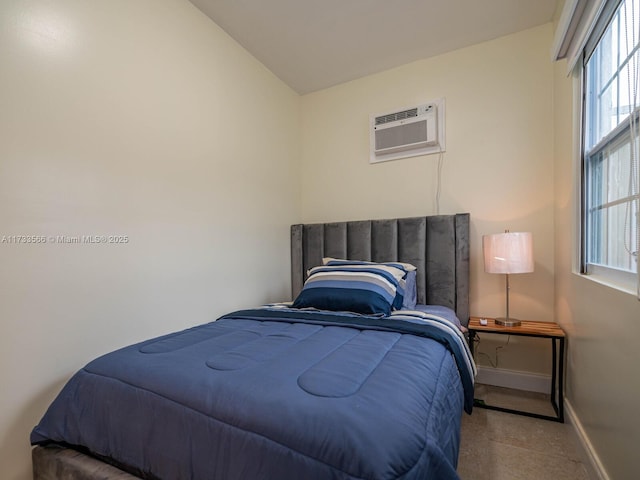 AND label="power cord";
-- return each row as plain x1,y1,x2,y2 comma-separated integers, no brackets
473,333,511,369
435,147,444,215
